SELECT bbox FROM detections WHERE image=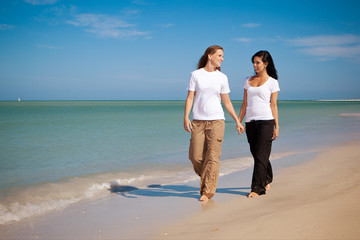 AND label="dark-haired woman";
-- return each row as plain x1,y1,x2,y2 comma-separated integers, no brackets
184,45,245,202
239,50,280,198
